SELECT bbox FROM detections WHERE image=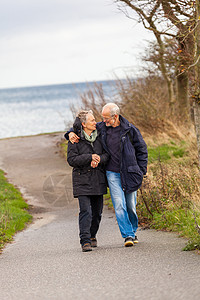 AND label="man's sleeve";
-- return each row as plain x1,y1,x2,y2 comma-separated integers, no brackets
64,127,74,140
131,126,148,175
99,150,110,166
